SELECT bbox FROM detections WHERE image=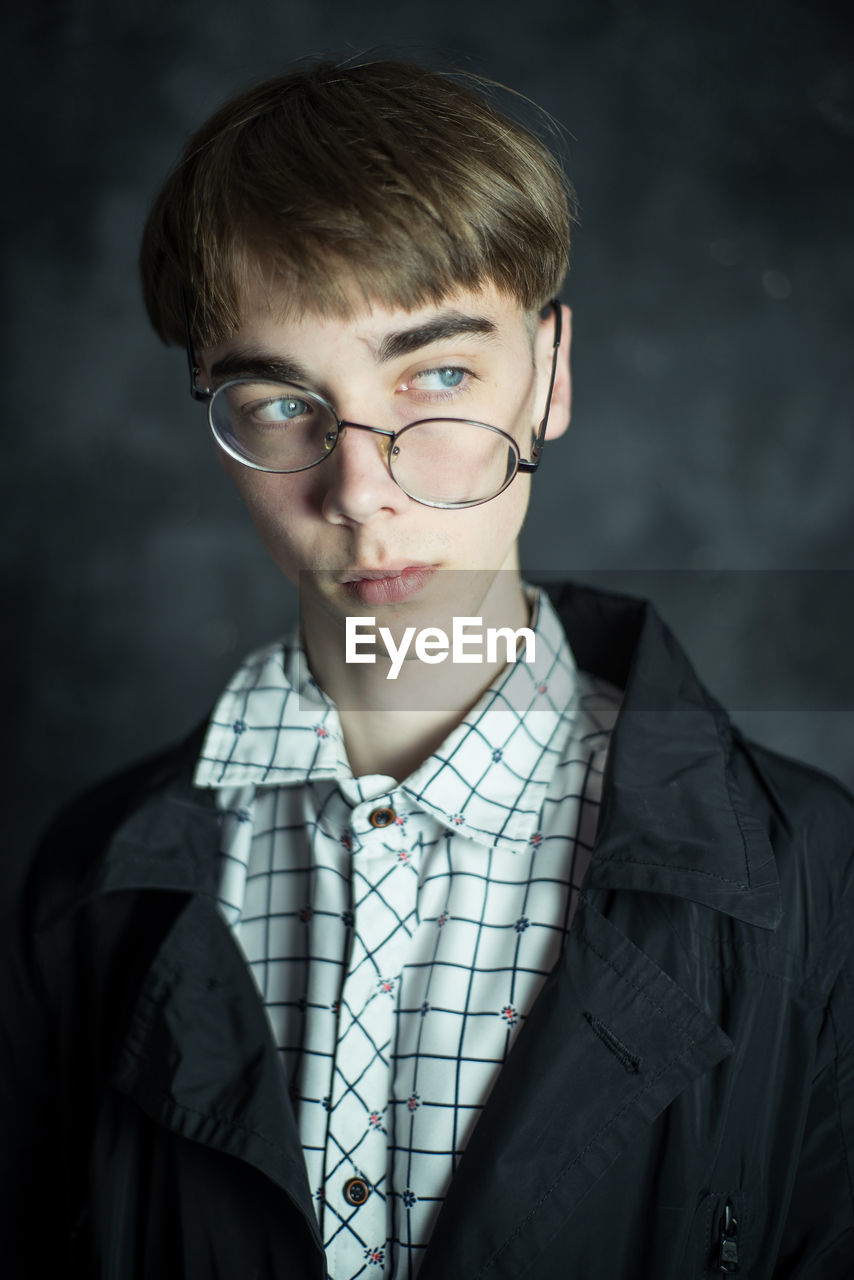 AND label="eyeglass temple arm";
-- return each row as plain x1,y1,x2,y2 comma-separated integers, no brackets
517,298,562,474
181,286,210,403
